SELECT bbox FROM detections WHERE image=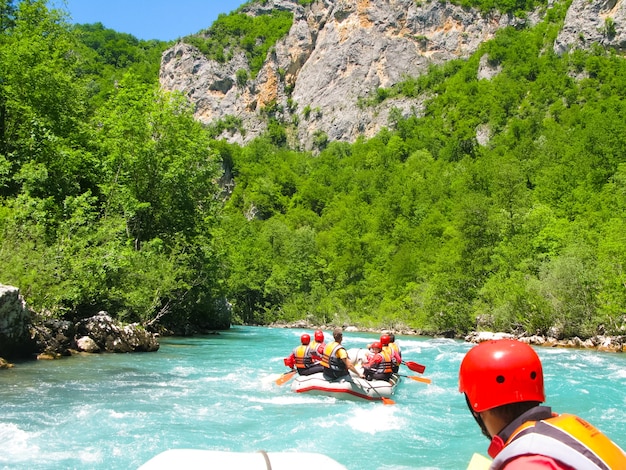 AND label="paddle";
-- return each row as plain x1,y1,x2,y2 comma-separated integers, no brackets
370,384,396,405
403,360,426,374
400,374,432,384
359,375,396,405
275,369,297,386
